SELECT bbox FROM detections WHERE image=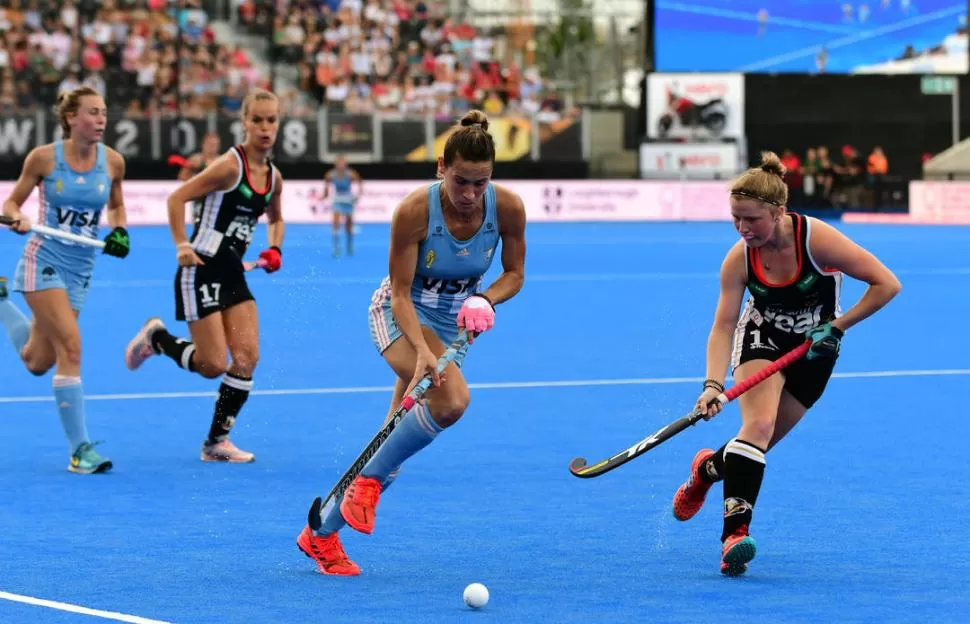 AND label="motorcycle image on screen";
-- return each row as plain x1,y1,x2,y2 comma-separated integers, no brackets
657,85,729,138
